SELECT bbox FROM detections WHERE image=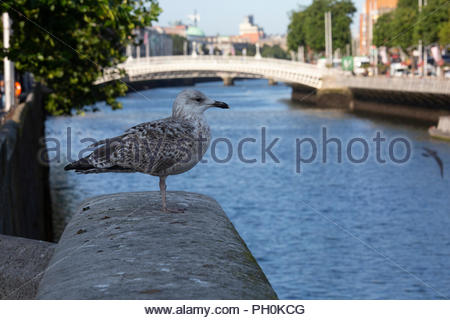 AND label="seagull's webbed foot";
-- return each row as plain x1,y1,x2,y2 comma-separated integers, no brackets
159,176,185,214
